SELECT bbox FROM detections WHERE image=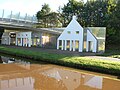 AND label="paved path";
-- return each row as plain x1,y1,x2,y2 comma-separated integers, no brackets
1,45,120,62
85,56,120,62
